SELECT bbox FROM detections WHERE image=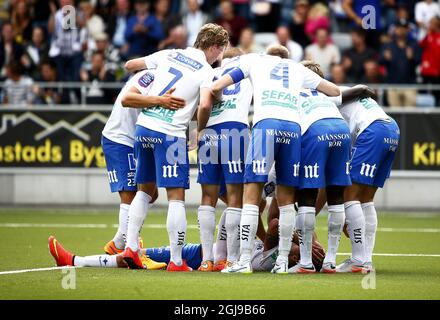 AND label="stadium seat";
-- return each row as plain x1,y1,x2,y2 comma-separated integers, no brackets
416,93,436,108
